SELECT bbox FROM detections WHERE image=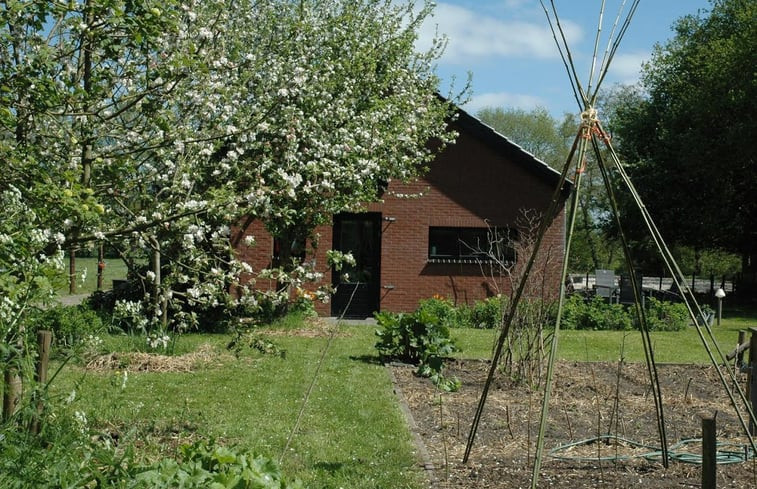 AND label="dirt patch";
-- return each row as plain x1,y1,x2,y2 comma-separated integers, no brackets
391,360,757,488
